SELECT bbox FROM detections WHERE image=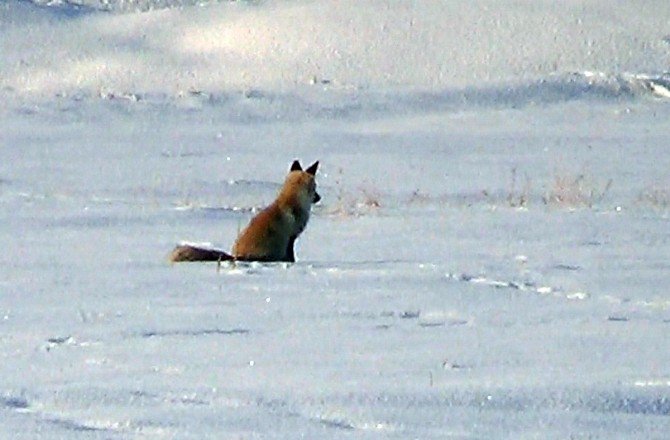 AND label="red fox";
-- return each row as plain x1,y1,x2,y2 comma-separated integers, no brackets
169,160,320,263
